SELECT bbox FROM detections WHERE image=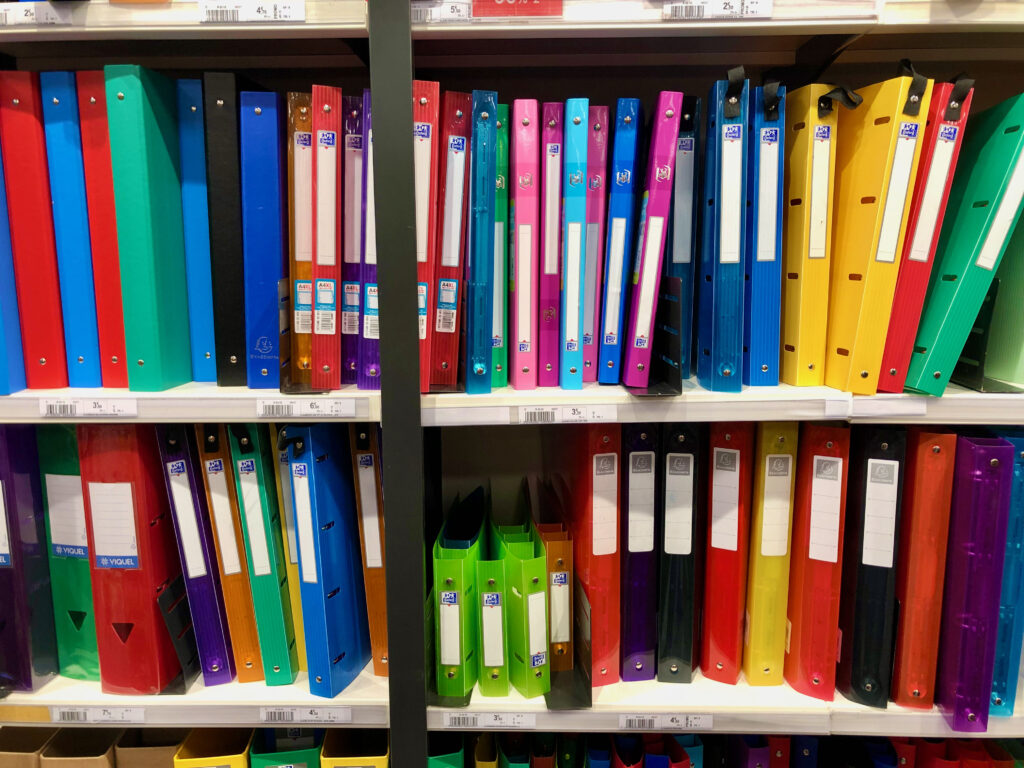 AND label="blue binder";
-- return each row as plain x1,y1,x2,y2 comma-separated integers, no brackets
992,431,1024,716
598,98,642,385
586,736,612,768
240,91,286,389
791,736,818,768
560,97,589,390
464,89,498,395
743,84,785,387
665,96,702,381
176,79,217,383
0,149,24,396
283,424,370,698
864,739,897,768
39,71,102,388
697,68,748,393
